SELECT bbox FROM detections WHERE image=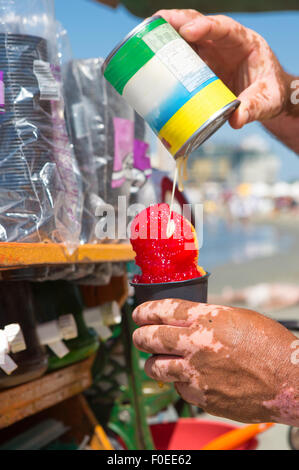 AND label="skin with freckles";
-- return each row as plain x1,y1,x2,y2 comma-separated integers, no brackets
155,9,299,154
133,299,299,425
